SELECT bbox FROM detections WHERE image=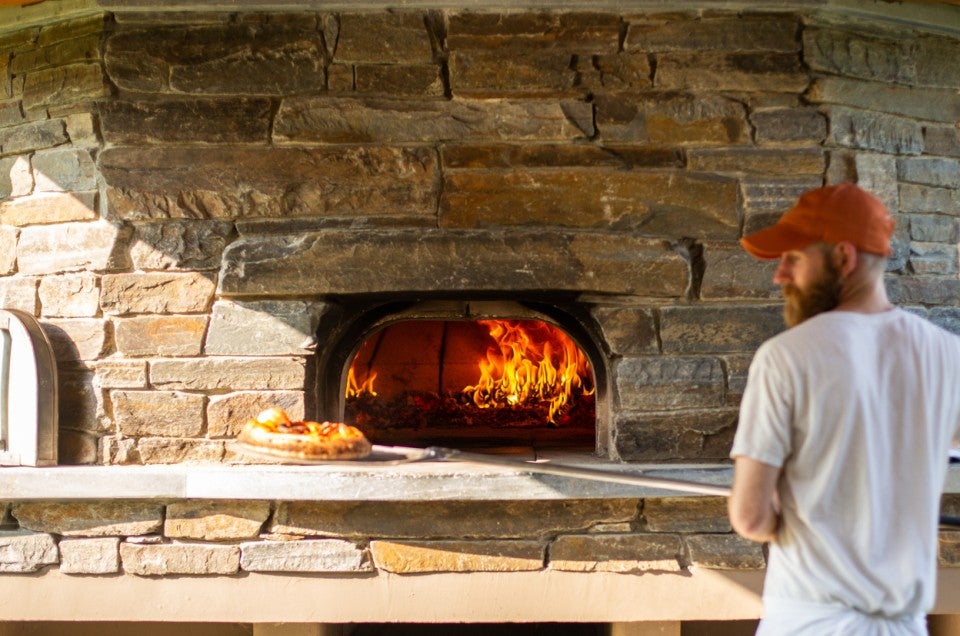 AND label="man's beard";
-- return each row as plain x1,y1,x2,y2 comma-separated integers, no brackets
781,260,843,328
